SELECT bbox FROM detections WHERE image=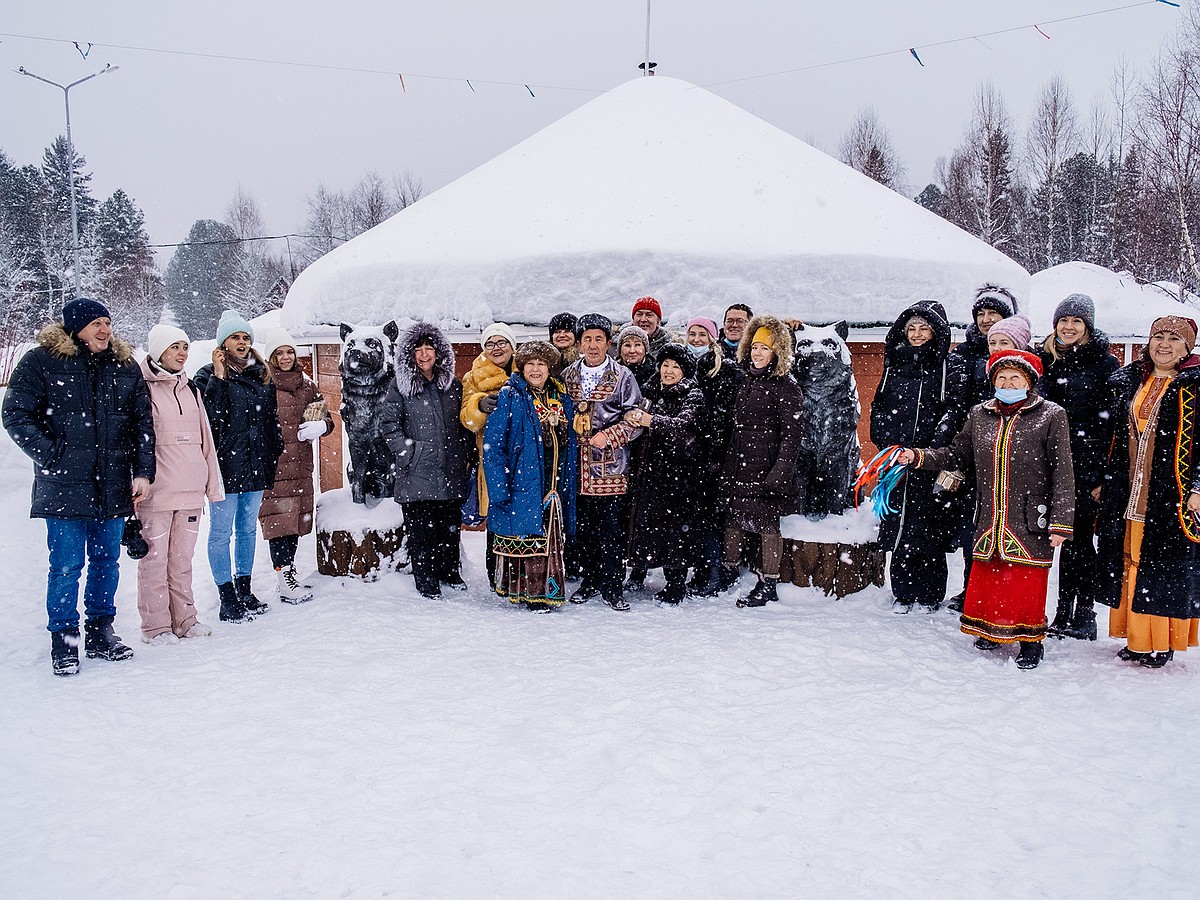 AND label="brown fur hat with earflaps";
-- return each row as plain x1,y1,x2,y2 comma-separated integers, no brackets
736,314,794,378
514,340,560,373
